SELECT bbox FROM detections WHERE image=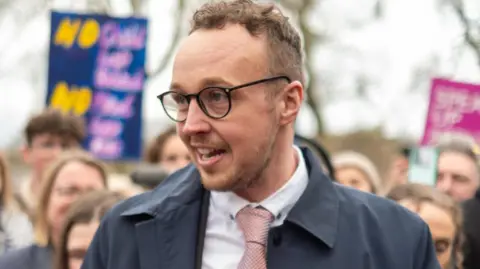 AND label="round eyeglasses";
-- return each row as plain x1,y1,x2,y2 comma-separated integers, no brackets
158,76,291,122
